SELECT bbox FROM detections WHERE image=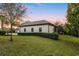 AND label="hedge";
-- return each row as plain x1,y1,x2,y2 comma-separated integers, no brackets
18,32,59,40
0,30,6,35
